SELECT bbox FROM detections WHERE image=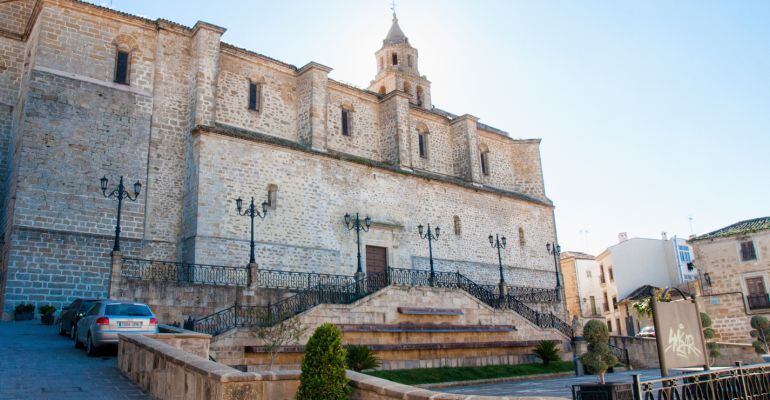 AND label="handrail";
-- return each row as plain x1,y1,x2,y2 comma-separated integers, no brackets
254,268,357,292
633,363,770,400
122,258,249,287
